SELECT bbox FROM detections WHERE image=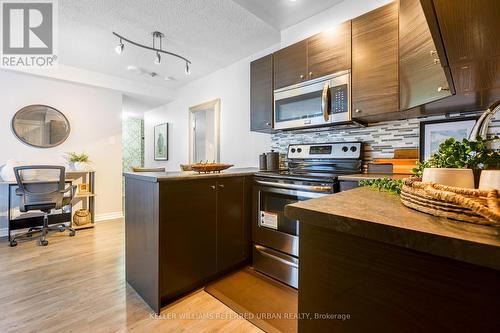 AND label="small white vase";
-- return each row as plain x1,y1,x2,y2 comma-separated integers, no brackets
422,168,475,188
479,170,500,191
